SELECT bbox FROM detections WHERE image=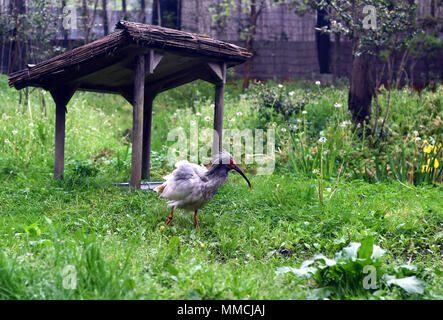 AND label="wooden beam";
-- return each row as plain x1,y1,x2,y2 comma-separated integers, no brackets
130,55,145,189
142,94,155,180
49,86,77,180
213,80,225,156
